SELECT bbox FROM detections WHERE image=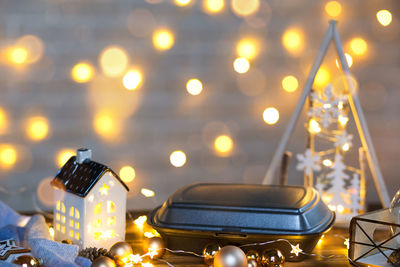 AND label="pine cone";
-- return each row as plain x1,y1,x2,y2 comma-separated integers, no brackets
78,247,114,262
